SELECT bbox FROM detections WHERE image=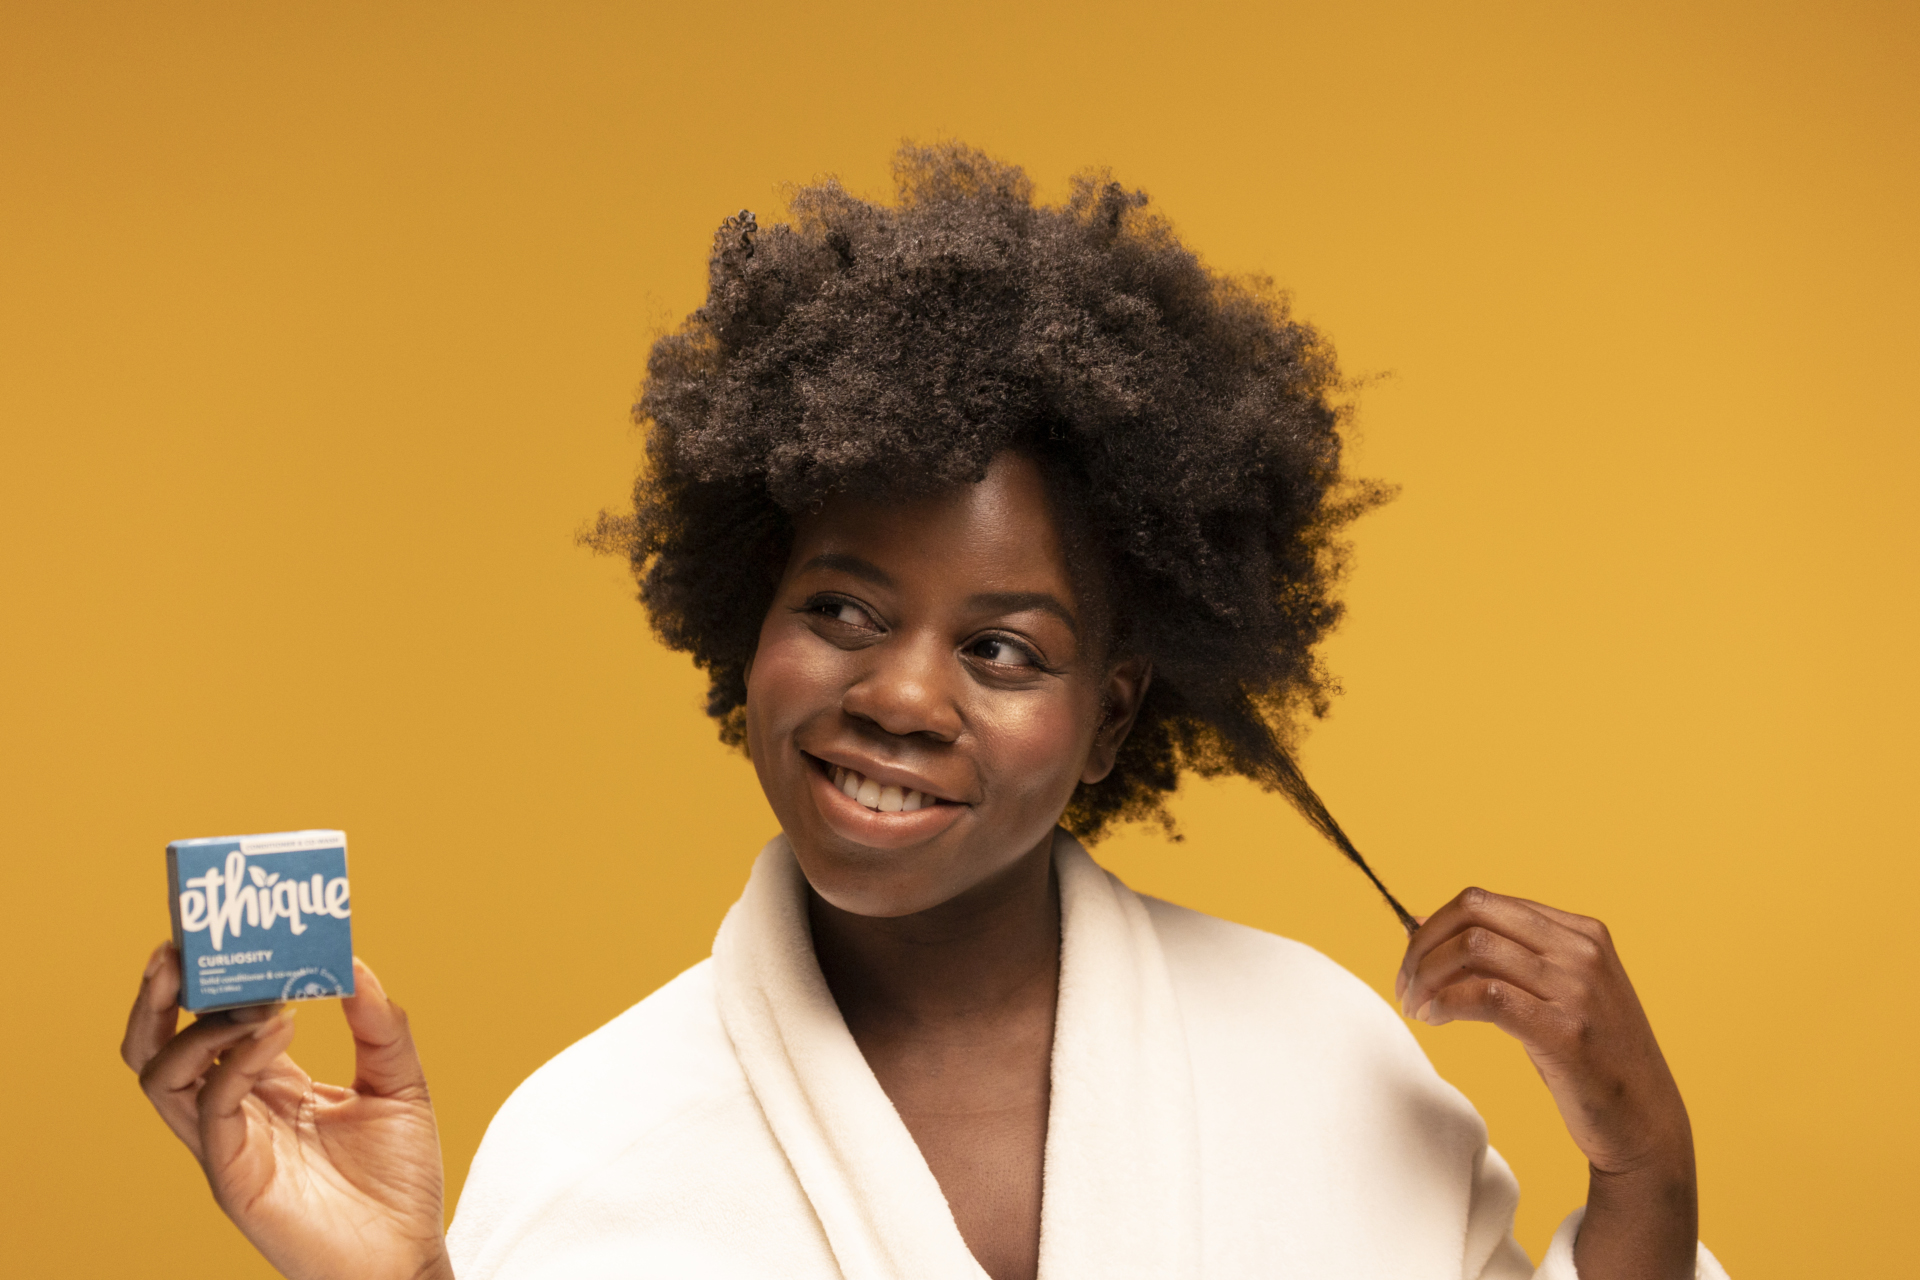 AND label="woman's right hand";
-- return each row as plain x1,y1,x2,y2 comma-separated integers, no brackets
121,943,452,1280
